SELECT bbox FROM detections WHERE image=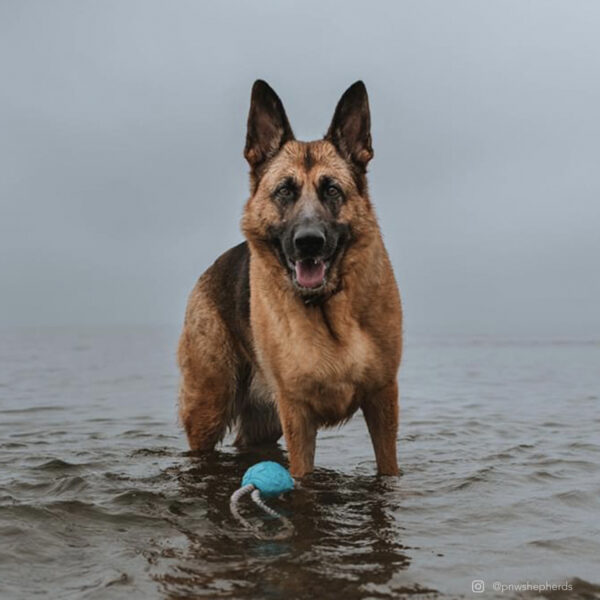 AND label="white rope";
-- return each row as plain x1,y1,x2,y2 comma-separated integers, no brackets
230,484,256,532
229,484,294,540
